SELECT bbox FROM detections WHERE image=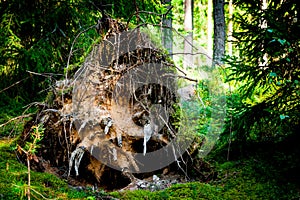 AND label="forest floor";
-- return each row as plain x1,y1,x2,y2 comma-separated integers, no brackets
1,134,300,200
